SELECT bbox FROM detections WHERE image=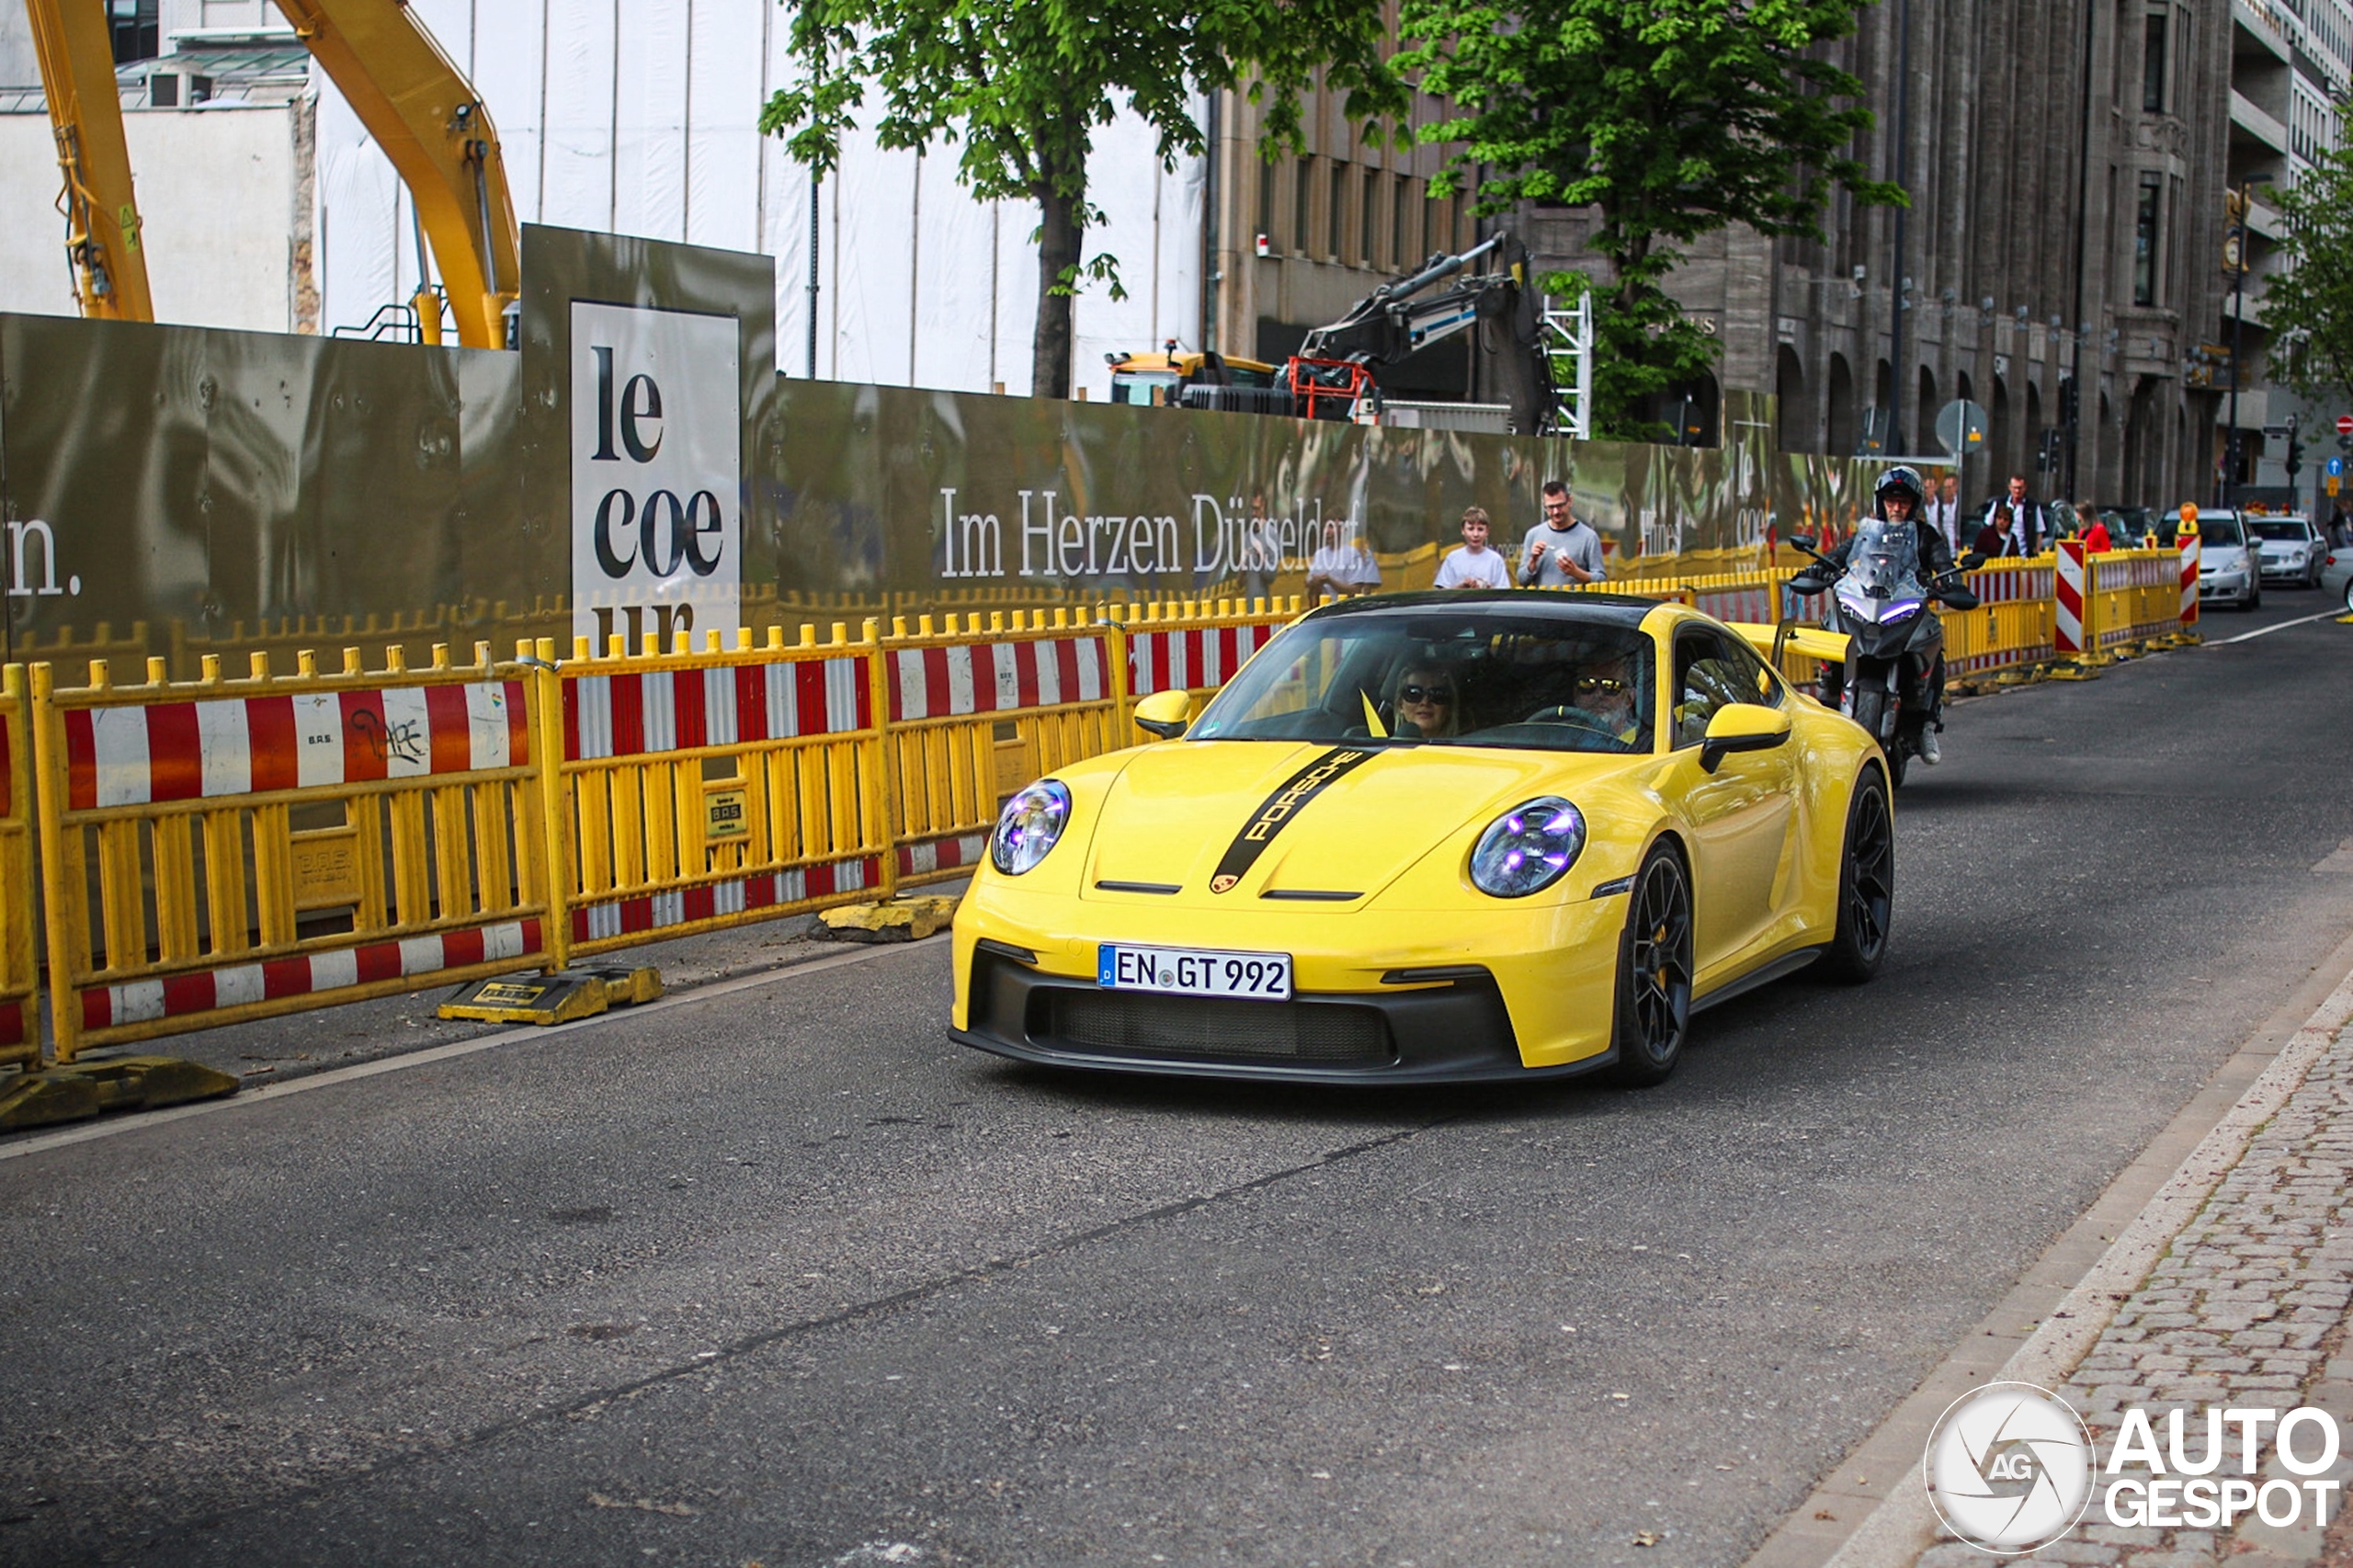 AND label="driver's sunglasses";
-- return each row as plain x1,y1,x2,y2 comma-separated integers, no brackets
1398,684,1454,704
1576,676,1631,696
